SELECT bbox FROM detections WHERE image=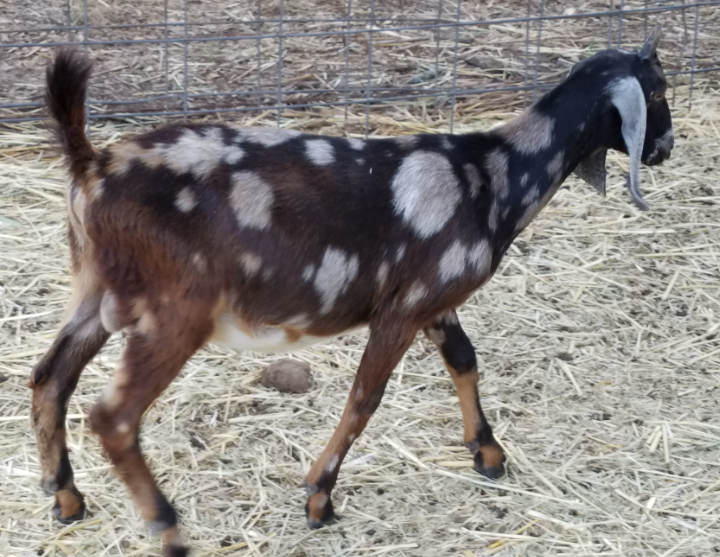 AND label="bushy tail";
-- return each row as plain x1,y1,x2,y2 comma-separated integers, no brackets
46,49,96,182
